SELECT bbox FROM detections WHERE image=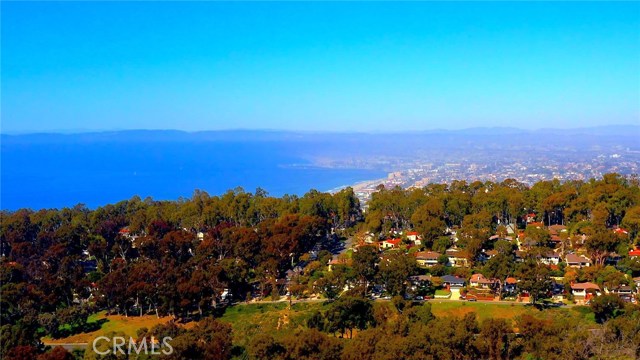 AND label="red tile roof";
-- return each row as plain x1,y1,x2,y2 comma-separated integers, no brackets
571,282,600,291
381,238,402,247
